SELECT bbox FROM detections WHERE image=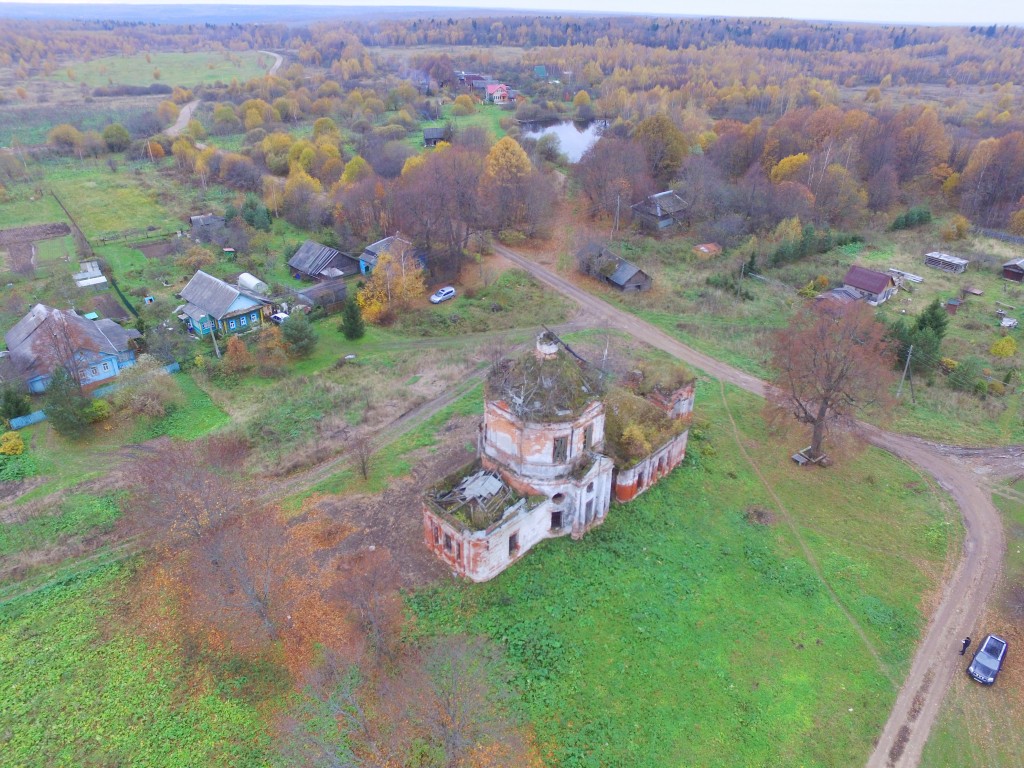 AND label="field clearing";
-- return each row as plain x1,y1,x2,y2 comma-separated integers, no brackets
0,100,156,147
48,50,270,89
411,380,956,767
45,160,183,238
921,487,1024,767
